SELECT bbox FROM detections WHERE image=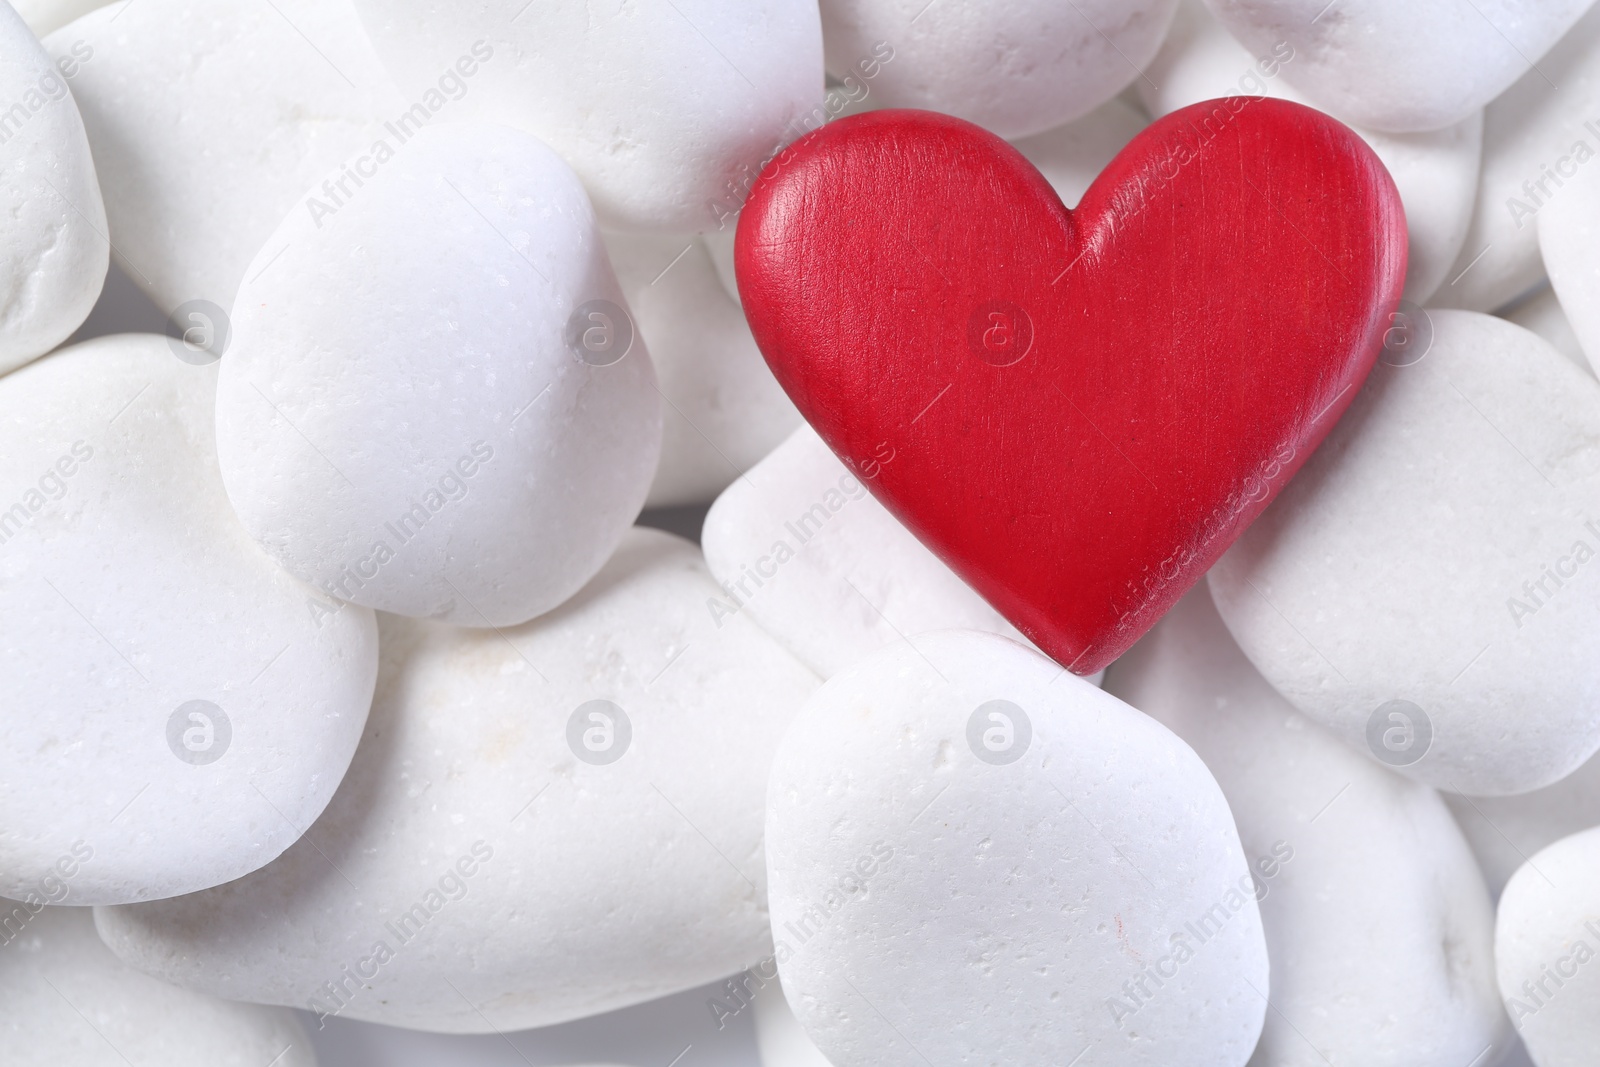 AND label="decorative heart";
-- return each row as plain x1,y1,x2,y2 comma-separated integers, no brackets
735,99,1405,674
